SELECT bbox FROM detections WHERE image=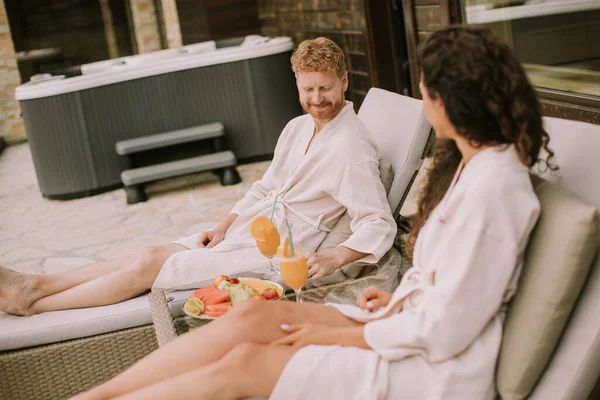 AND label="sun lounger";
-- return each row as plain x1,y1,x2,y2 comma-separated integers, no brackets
500,117,600,400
